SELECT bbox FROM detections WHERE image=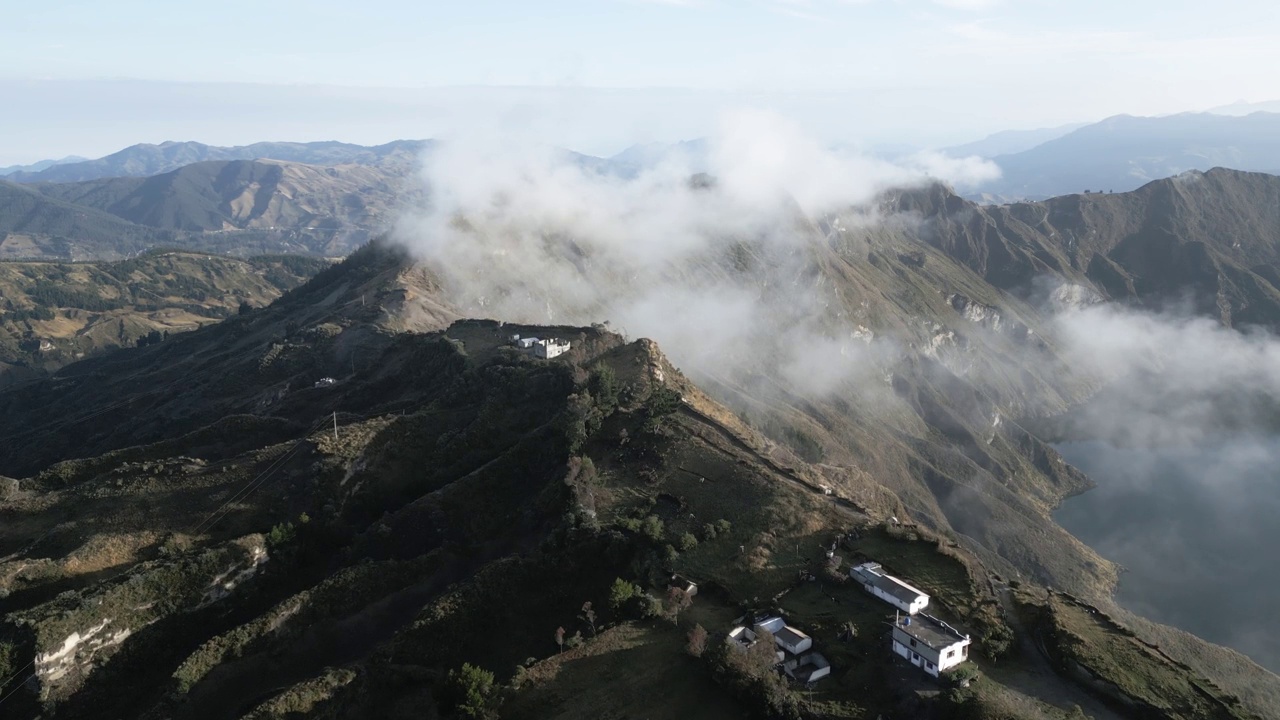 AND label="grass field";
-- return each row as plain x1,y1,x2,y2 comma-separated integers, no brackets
503,622,745,720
